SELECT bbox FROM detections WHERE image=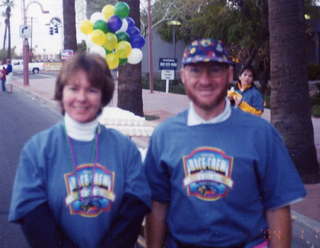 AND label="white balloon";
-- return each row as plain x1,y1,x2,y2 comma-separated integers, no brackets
128,48,143,64
89,44,106,57
90,12,104,23
85,36,94,49
117,19,128,33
